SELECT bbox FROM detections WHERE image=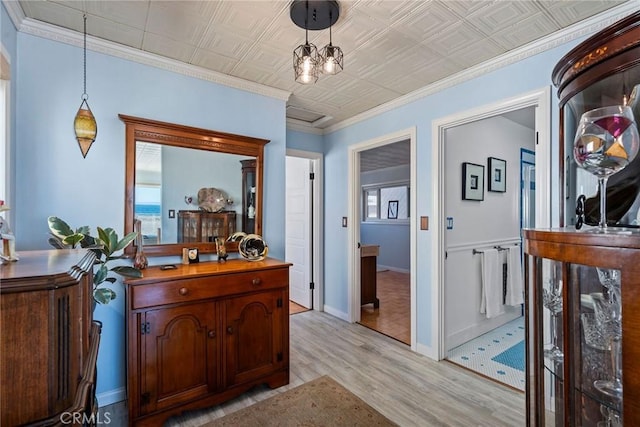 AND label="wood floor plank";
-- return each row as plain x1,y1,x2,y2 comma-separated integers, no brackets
104,310,525,426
